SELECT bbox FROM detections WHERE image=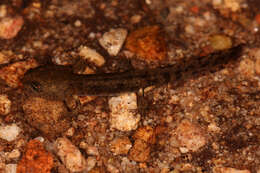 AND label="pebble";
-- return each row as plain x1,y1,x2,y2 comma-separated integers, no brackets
0,5,7,18
0,16,24,39
99,28,128,56
175,119,206,152
0,94,11,115
74,19,82,27
17,140,53,173
55,137,87,173
224,0,241,12
108,93,140,131
23,97,70,139
185,24,195,35
86,156,96,172
128,139,150,162
208,123,221,133
0,124,21,142
86,145,99,156
5,164,17,173
212,0,222,6
6,149,21,160
0,58,38,88
255,14,260,25
110,137,132,155
65,127,75,137
78,46,105,67
130,15,142,24
250,48,260,75
125,25,167,62
209,34,232,51
106,164,120,173
213,167,251,173
0,50,12,65
133,126,156,144
238,58,255,78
